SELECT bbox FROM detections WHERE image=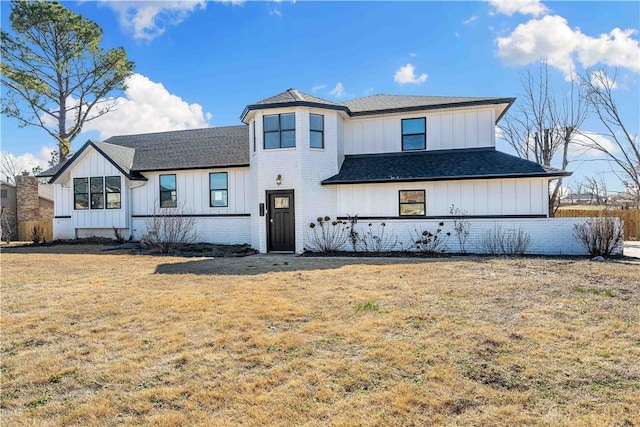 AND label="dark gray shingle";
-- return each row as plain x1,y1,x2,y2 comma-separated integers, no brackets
340,94,514,115
322,148,570,184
